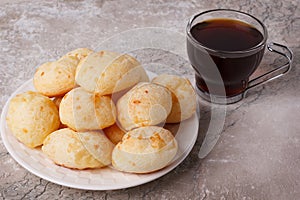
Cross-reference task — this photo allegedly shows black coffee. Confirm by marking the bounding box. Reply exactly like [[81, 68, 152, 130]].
[[187, 18, 265, 97]]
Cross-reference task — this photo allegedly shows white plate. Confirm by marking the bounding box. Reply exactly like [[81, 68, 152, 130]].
[[0, 72, 199, 190]]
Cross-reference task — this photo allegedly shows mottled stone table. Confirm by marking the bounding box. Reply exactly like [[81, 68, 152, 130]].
[[1, 0, 299, 199]]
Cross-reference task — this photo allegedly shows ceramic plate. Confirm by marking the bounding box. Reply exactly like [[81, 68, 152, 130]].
[[0, 71, 199, 190]]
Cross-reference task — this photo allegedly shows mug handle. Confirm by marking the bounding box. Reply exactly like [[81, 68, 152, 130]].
[[244, 42, 293, 96]]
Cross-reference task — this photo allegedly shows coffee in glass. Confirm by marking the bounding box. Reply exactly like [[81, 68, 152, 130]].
[[186, 9, 293, 104]]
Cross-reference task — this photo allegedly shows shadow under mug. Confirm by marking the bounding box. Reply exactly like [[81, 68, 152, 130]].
[[186, 9, 293, 104]]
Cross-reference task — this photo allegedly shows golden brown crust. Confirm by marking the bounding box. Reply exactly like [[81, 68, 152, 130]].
[[34, 48, 93, 97], [152, 74, 196, 123], [75, 51, 149, 95], [33, 61, 77, 97], [112, 126, 178, 173], [117, 82, 172, 131], [6, 91, 60, 148], [52, 96, 63, 109], [103, 124, 126, 145], [42, 128, 106, 169], [59, 48, 93, 61], [59, 87, 116, 131]]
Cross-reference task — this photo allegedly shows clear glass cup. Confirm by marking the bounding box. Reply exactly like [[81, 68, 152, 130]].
[[186, 9, 293, 104]]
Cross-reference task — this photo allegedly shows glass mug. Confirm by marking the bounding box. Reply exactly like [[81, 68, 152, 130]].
[[186, 9, 293, 104]]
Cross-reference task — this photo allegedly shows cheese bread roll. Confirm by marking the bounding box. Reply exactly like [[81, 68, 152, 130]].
[[6, 91, 60, 148], [75, 51, 149, 95], [112, 126, 178, 173], [59, 87, 116, 131], [33, 61, 77, 97], [152, 74, 196, 123], [117, 82, 172, 131], [42, 128, 114, 169], [34, 48, 93, 97], [103, 124, 126, 145]]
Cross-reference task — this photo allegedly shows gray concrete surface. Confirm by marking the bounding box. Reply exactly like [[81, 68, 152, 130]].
[[0, 0, 299, 199]]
